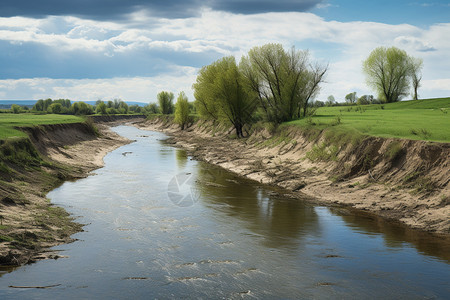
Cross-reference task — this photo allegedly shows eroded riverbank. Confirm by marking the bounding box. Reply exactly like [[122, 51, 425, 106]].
[[0, 122, 130, 266], [137, 117, 450, 235]]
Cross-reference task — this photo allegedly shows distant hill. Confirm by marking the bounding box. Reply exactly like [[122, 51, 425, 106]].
[[0, 100, 36, 109]]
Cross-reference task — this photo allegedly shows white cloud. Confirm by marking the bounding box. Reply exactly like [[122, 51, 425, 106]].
[[0, 11, 448, 101], [422, 79, 450, 92], [394, 36, 436, 52], [0, 66, 198, 102]]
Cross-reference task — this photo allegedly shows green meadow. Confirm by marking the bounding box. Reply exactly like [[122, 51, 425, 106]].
[[286, 98, 450, 143], [0, 114, 83, 140], [1, 98, 449, 143]]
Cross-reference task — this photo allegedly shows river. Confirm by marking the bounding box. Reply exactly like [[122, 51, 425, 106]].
[[0, 125, 448, 299]]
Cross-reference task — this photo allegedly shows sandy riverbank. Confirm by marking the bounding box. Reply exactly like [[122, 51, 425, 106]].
[[0, 123, 130, 267], [137, 118, 449, 235]]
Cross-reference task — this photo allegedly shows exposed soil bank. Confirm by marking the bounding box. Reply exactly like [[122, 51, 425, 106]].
[[89, 114, 146, 123], [0, 121, 131, 267], [137, 117, 449, 235]]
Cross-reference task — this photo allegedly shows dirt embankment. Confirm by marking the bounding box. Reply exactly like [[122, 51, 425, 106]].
[[0, 121, 129, 267], [138, 118, 449, 235], [89, 114, 146, 123]]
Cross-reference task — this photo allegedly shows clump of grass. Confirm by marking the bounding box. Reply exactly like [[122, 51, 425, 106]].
[[404, 171, 421, 183], [0, 137, 42, 165], [355, 106, 366, 113], [412, 176, 436, 194], [84, 118, 100, 137], [410, 128, 432, 139], [306, 142, 339, 162], [330, 116, 341, 126], [329, 175, 342, 182], [385, 141, 403, 160], [264, 122, 278, 135], [0, 235, 14, 243], [306, 116, 315, 125], [403, 171, 436, 194]]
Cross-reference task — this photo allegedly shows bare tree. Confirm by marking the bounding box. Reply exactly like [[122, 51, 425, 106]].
[[241, 43, 327, 123], [410, 57, 423, 100]]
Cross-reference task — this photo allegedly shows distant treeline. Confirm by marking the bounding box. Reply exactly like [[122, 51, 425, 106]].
[[3, 98, 158, 115]]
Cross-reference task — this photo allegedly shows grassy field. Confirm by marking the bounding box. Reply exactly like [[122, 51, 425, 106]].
[[0, 114, 84, 140], [286, 98, 450, 143]]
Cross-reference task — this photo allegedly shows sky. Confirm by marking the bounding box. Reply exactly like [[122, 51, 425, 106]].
[[0, 0, 449, 103]]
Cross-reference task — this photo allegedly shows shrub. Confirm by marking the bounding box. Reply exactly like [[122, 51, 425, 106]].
[[11, 104, 21, 114]]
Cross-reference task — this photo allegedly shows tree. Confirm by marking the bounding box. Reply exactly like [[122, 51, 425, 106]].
[[129, 104, 143, 114], [11, 104, 21, 114], [327, 95, 335, 103], [193, 62, 220, 120], [357, 95, 374, 105], [345, 92, 357, 104], [240, 43, 327, 122], [193, 56, 257, 137], [146, 103, 159, 114], [54, 99, 71, 108], [96, 101, 107, 115], [325, 96, 335, 107], [48, 103, 63, 114], [410, 57, 423, 100], [313, 100, 325, 107], [118, 101, 129, 114], [174, 92, 190, 130], [43, 98, 53, 111], [71, 101, 93, 115], [157, 91, 174, 114], [363, 46, 417, 103], [33, 99, 45, 111]]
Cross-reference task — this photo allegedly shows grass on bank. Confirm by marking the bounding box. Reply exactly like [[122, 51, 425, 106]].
[[0, 114, 84, 140], [286, 98, 450, 143]]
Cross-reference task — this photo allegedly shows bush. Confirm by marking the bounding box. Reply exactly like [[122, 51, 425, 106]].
[[47, 103, 63, 114], [11, 104, 21, 114]]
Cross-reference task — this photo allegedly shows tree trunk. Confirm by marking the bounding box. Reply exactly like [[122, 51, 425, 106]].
[[235, 124, 244, 138]]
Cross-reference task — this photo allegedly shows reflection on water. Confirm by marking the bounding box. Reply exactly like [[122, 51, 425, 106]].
[[332, 208, 450, 262], [196, 164, 320, 250], [0, 125, 448, 299], [175, 149, 188, 169]]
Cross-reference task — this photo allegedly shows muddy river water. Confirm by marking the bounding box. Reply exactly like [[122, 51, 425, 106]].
[[0, 125, 449, 299]]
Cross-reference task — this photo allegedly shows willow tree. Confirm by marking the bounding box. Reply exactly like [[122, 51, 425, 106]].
[[240, 43, 327, 123], [193, 56, 256, 138], [363, 46, 422, 103], [174, 91, 190, 130], [410, 57, 423, 100], [193, 62, 220, 120], [157, 91, 174, 114]]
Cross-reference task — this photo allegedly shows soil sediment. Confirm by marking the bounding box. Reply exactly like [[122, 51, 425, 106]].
[[137, 118, 450, 235], [0, 121, 131, 267]]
